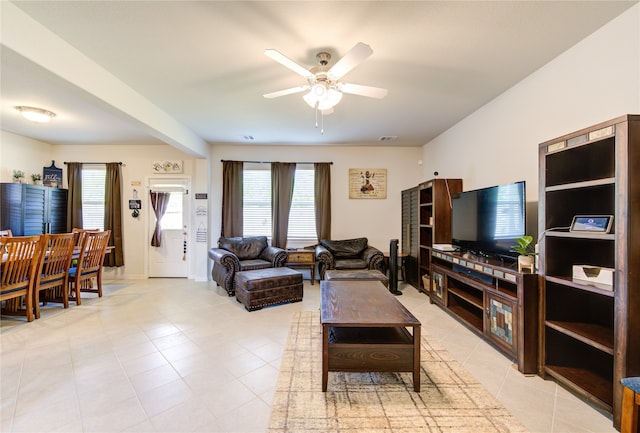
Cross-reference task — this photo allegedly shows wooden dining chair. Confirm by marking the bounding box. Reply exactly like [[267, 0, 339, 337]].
[[33, 233, 75, 318], [68, 230, 111, 305], [0, 235, 42, 322], [71, 228, 94, 247]]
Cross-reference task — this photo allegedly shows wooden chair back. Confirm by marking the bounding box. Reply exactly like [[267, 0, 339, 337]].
[[33, 233, 75, 318], [71, 228, 99, 247], [69, 230, 111, 304], [0, 235, 42, 322]]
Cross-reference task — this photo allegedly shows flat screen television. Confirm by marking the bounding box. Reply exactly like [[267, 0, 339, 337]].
[[451, 181, 526, 261]]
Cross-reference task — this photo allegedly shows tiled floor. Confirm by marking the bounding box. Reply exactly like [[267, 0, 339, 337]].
[[1, 278, 616, 433]]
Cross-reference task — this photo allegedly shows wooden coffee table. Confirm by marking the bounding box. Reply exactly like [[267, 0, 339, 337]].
[[320, 280, 421, 392]]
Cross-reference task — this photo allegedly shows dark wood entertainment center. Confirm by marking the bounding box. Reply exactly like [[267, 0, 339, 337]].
[[430, 250, 538, 374]]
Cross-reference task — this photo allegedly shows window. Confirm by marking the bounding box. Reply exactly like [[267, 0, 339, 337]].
[[159, 192, 184, 230], [243, 164, 317, 247], [287, 166, 316, 244], [243, 166, 272, 237], [81, 165, 105, 230]]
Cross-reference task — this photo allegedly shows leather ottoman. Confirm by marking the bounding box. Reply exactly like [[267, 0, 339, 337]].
[[235, 267, 303, 311], [324, 269, 389, 288]]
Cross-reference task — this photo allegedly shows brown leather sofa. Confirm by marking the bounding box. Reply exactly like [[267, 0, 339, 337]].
[[208, 236, 287, 296], [315, 237, 384, 280]]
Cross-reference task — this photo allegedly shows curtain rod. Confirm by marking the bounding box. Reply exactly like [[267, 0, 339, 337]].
[[64, 161, 124, 166], [221, 159, 332, 165]]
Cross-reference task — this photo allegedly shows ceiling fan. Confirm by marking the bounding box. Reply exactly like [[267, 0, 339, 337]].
[[263, 42, 388, 114]]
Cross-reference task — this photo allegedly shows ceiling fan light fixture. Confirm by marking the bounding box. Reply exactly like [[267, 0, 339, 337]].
[[303, 86, 342, 110], [15, 106, 56, 123]]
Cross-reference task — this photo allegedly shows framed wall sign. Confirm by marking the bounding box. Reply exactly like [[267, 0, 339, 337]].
[[349, 168, 387, 199], [43, 161, 62, 188]]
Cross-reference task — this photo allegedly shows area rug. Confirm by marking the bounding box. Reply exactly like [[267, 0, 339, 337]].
[[268, 310, 528, 433]]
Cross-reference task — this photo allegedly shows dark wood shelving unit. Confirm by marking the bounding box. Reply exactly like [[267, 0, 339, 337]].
[[539, 114, 640, 429], [402, 179, 461, 292], [430, 250, 539, 374], [417, 178, 462, 293]]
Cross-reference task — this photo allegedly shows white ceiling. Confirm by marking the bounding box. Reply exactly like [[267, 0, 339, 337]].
[[1, 1, 636, 152]]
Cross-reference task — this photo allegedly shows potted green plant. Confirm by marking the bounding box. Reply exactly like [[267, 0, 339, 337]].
[[12, 169, 25, 183], [511, 235, 537, 273], [31, 173, 42, 185]]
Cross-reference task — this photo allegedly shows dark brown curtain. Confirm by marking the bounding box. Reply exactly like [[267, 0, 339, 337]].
[[150, 191, 171, 247], [222, 161, 244, 237], [103, 163, 124, 267], [314, 163, 331, 241], [66, 162, 83, 231], [271, 162, 296, 248]]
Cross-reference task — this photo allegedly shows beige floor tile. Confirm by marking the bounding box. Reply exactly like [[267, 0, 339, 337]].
[[120, 350, 170, 377], [137, 378, 195, 417], [148, 397, 217, 432], [129, 363, 182, 395]]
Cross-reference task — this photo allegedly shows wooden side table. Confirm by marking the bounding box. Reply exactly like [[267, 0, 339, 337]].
[[286, 250, 316, 285]]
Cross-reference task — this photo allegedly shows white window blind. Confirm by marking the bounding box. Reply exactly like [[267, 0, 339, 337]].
[[242, 165, 317, 246], [243, 167, 272, 237], [81, 165, 106, 231], [287, 166, 317, 244]]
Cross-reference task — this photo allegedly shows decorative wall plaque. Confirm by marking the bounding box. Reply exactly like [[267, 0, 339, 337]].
[[43, 161, 62, 187], [152, 160, 183, 173], [348, 168, 387, 199]]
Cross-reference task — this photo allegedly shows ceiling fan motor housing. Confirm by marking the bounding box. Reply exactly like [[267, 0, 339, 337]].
[[316, 52, 331, 66]]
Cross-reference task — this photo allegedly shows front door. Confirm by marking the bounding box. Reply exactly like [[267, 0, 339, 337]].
[[148, 178, 189, 278]]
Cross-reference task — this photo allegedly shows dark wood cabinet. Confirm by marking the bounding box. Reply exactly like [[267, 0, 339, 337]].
[[431, 250, 539, 374], [401, 186, 419, 287], [418, 178, 462, 292], [0, 183, 68, 235], [538, 114, 640, 429]]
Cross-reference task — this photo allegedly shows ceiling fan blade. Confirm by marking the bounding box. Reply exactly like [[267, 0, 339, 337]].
[[328, 42, 374, 80], [339, 83, 388, 99], [263, 85, 309, 99], [264, 49, 314, 79]]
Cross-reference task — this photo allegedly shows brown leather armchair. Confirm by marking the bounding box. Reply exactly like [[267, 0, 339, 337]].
[[315, 237, 384, 280], [208, 236, 287, 296]]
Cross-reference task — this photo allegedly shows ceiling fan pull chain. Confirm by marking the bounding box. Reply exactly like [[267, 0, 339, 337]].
[[321, 110, 325, 135], [314, 102, 319, 129]]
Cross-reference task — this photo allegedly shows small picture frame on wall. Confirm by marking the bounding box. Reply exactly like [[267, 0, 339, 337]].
[[348, 168, 387, 199], [43, 161, 62, 188]]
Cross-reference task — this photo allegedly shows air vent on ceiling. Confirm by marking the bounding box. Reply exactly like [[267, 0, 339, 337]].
[[378, 136, 398, 142]]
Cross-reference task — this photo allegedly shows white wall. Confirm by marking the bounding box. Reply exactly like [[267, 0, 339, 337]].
[[421, 4, 640, 217], [210, 144, 423, 253], [0, 131, 54, 181]]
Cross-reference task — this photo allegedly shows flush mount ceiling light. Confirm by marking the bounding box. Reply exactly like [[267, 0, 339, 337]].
[[15, 106, 56, 123]]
